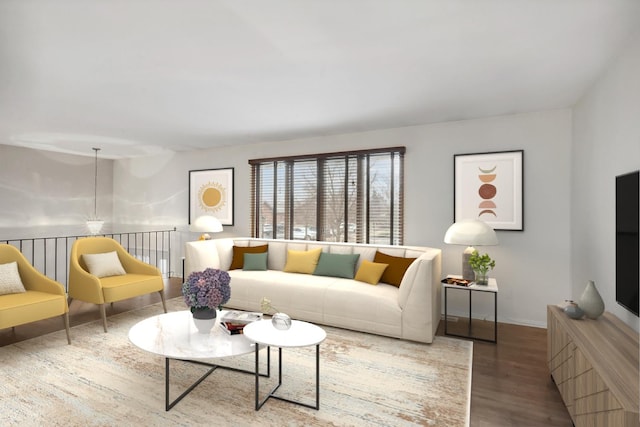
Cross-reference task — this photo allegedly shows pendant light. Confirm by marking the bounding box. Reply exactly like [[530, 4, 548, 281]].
[[86, 147, 104, 235]]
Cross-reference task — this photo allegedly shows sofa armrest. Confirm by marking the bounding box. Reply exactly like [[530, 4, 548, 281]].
[[184, 240, 221, 278], [397, 249, 442, 343]]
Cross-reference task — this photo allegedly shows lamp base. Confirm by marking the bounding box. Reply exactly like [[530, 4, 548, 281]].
[[462, 246, 475, 281]]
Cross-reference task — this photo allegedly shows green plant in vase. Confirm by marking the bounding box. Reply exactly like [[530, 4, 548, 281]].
[[468, 250, 495, 285]]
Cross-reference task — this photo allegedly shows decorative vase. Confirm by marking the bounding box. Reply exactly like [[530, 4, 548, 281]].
[[578, 280, 605, 320], [474, 271, 489, 286], [563, 300, 584, 319], [272, 312, 292, 330], [192, 307, 217, 334]]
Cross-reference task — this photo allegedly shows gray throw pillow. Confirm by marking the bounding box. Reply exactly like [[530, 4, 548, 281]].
[[313, 252, 360, 279], [243, 252, 268, 271]]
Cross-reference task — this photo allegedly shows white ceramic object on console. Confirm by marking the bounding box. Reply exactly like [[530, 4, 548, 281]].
[[578, 280, 605, 320]]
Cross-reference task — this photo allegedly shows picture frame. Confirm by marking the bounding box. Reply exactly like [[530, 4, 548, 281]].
[[189, 168, 234, 226], [453, 150, 523, 231]]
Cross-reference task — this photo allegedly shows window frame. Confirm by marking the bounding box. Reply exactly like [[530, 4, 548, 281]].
[[249, 146, 405, 245]]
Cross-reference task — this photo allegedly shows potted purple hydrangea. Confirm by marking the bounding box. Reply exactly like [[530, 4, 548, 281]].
[[182, 268, 231, 332]]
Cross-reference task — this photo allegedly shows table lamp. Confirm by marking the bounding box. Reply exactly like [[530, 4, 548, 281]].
[[444, 219, 498, 281], [190, 215, 223, 240]]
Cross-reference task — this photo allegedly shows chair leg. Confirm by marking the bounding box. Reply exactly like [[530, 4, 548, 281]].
[[100, 304, 108, 332], [63, 313, 71, 344], [67, 296, 73, 307], [159, 290, 167, 313]]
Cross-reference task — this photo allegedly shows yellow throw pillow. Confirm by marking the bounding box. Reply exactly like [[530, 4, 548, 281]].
[[354, 260, 389, 285], [283, 248, 322, 274], [373, 251, 417, 287]]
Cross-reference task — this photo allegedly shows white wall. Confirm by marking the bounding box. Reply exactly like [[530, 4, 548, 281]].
[[114, 109, 573, 327], [0, 144, 114, 238], [572, 30, 640, 332]]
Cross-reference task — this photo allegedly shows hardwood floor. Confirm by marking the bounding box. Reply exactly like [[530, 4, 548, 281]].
[[1, 278, 572, 426], [437, 321, 573, 426]]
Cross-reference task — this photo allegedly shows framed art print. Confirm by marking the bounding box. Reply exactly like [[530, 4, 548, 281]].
[[189, 168, 234, 226], [454, 150, 523, 231]]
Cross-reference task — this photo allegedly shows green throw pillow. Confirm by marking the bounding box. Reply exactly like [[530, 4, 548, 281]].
[[243, 252, 268, 271], [313, 253, 360, 279]]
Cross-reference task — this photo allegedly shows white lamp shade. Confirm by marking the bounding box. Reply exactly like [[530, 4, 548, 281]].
[[190, 215, 223, 233], [444, 219, 498, 246]]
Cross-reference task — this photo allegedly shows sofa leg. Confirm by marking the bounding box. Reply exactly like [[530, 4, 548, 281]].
[[159, 290, 167, 313], [63, 313, 71, 344], [100, 304, 108, 332]]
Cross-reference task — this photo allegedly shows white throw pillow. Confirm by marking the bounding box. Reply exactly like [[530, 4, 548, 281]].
[[83, 251, 126, 278], [0, 261, 27, 295]]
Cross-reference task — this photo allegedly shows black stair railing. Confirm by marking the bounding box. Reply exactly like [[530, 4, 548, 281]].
[[1, 228, 176, 292]]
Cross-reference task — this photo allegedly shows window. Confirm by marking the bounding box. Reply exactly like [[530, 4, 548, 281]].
[[249, 147, 405, 245]]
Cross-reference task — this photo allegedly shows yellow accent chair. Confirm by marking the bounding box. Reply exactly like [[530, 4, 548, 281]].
[[0, 244, 71, 344], [68, 237, 167, 332]]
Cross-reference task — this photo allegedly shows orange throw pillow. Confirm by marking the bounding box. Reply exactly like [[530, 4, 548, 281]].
[[373, 251, 416, 287], [229, 245, 268, 270]]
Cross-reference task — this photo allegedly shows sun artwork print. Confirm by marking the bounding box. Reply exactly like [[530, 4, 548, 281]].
[[198, 181, 226, 213]]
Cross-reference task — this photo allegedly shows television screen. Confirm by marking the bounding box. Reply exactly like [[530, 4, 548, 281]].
[[616, 170, 639, 316]]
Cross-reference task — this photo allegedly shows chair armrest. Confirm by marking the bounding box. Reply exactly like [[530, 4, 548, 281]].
[[116, 248, 162, 276], [68, 255, 105, 304], [18, 260, 66, 296]]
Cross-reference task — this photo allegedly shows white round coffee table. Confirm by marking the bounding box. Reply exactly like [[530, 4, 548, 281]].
[[243, 319, 327, 410], [129, 310, 265, 411]]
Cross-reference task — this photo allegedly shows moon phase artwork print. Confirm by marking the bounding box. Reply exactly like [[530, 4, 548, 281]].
[[454, 150, 523, 231]]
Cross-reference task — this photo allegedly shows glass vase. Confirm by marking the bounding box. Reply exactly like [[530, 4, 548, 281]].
[[474, 271, 489, 286]]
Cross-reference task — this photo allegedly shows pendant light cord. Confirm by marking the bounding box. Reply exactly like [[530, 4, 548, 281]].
[[93, 147, 100, 218]]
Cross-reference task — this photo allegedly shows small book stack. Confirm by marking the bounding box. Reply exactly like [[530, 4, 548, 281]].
[[219, 310, 263, 335], [220, 321, 246, 335]]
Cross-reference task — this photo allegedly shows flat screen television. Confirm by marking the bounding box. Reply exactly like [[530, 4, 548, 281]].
[[616, 170, 639, 316]]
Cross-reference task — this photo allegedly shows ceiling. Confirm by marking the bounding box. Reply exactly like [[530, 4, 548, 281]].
[[1, 0, 639, 159]]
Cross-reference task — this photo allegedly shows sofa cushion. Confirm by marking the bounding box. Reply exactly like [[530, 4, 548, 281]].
[[313, 253, 360, 279], [373, 251, 416, 287], [0, 261, 26, 295], [243, 252, 268, 271], [283, 248, 322, 274], [328, 244, 354, 255], [266, 241, 288, 271], [82, 251, 126, 278], [229, 245, 268, 270], [351, 246, 377, 269], [226, 270, 334, 323], [354, 260, 389, 285]]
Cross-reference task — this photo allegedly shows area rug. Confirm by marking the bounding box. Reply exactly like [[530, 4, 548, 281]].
[[0, 298, 472, 426]]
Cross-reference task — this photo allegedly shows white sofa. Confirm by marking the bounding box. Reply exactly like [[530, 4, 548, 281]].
[[184, 238, 442, 343]]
